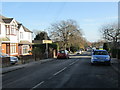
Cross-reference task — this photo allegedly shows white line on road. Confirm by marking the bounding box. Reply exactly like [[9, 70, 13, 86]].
[[69, 61, 77, 66], [69, 62, 75, 66], [48, 76, 53, 79], [53, 67, 67, 76], [31, 81, 44, 89]]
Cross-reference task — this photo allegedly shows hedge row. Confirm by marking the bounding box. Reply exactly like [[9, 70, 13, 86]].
[[32, 43, 58, 59], [111, 49, 120, 59]]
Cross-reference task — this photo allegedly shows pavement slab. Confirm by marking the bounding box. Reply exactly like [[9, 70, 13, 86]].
[[1, 58, 54, 74]]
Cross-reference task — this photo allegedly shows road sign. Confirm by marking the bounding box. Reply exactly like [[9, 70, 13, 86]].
[[43, 40, 52, 44]]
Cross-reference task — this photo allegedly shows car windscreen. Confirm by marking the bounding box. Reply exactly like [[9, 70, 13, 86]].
[[10, 57, 18, 60], [93, 51, 108, 55], [59, 50, 65, 54], [0, 53, 9, 57]]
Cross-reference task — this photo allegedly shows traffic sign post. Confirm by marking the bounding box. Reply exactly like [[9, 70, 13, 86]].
[[43, 40, 52, 58]]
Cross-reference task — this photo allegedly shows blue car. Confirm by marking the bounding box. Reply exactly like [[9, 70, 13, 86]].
[[91, 50, 111, 65]]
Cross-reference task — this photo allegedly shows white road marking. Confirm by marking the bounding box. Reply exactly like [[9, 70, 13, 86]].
[[69, 62, 75, 66], [69, 61, 77, 66], [53, 67, 67, 76], [31, 81, 44, 89], [48, 76, 53, 79], [31, 60, 78, 89]]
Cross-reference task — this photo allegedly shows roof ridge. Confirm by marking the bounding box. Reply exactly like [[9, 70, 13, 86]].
[[22, 25, 33, 33], [0, 14, 8, 19], [0, 15, 33, 33]]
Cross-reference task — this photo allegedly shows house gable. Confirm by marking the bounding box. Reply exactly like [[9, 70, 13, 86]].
[[10, 19, 18, 27], [2, 18, 13, 23]]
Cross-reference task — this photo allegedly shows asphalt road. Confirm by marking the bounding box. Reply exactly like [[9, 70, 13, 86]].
[[2, 52, 118, 89]]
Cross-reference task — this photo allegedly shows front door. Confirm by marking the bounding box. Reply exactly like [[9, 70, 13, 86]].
[[6, 43, 10, 55]]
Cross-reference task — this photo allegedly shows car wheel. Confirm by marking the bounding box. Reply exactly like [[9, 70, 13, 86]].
[[106, 62, 111, 66], [11, 63, 15, 65], [91, 63, 94, 65]]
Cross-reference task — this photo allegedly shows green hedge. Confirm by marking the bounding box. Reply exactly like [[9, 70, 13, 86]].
[[32, 43, 58, 59], [70, 46, 78, 52], [49, 43, 58, 50], [103, 43, 109, 51], [111, 49, 117, 58], [117, 49, 120, 59], [110, 49, 120, 59], [33, 43, 58, 51]]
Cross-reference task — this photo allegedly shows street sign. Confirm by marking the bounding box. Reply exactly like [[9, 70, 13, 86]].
[[43, 40, 52, 44]]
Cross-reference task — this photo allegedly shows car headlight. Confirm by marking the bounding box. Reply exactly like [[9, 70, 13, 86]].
[[92, 57, 97, 59], [106, 57, 110, 60]]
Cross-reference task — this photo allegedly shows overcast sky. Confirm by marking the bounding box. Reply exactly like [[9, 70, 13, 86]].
[[2, 2, 118, 42]]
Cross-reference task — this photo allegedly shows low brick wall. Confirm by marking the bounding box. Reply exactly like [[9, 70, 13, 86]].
[[19, 51, 55, 64], [2, 57, 11, 67], [19, 55, 35, 64]]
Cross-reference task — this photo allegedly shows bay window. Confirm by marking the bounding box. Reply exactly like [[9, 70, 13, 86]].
[[10, 43, 16, 53], [23, 45, 28, 54]]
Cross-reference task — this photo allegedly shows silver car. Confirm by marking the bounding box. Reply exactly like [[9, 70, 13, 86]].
[[10, 56, 19, 64], [91, 50, 111, 65], [0, 53, 19, 65]]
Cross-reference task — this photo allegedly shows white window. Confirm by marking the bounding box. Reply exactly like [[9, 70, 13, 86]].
[[10, 43, 16, 53], [23, 45, 28, 54], [11, 25, 14, 34], [0, 24, 1, 34], [20, 32, 23, 39], [28, 33, 30, 39], [11, 22, 17, 35], [6, 25, 10, 35]]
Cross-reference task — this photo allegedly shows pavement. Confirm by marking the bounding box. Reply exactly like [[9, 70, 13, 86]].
[[111, 58, 120, 74], [1, 58, 55, 74], [1, 57, 120, 75]]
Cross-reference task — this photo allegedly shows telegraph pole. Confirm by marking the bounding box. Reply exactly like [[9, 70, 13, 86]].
[[43, 30, 52, 59], [45, 30, 48, 59]]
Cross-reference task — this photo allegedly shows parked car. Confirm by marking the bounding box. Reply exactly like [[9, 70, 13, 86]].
[[0, 53, 19, 65], [0, 53, 9, 58], [57, 50, 69, 59], [76, 50, 82, 54], [10, 56, 19, 65], [91, 50, 111, 65]]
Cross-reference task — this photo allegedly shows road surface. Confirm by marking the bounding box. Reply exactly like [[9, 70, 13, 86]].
[[2, 52, 118, 89]]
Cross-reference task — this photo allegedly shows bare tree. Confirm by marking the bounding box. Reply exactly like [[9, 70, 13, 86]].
[[49, 19, 84, 49], [100, 22, 120, 47]]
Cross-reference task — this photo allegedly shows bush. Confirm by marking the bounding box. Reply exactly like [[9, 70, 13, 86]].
[[49, 43, 58, 50], [117, 49, 120, 59], [103, 43, 109, 51], [32, 45, 45, 60], [111, 49, 117, 58], [32, 43, 58, 59], [70, 46, 79, 52]]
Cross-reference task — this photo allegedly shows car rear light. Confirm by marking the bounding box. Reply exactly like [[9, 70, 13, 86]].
[[57, 53, 60, 55]]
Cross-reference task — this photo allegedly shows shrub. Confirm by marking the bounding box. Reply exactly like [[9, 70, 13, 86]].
[[111, 49, 117, 58], [103, 43, 109, 51], [32, 43, 58, 59], [117, 49, 120, 59], [70, 46, 79, 52]]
